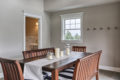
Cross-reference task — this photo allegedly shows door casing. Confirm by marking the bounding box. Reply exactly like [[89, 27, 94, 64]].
[[23, 13, 42, 51]]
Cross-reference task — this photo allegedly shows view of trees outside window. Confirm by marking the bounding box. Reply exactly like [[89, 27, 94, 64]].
[[65, 30, 81, 40], [64, 19, 81, 40]]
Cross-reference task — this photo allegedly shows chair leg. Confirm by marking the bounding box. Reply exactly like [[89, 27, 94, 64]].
[[96, 72, 99, 80]]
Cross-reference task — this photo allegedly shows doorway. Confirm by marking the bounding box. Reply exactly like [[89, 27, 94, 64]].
[[24, 13, 42, 51], [26, 17, 39, 50]]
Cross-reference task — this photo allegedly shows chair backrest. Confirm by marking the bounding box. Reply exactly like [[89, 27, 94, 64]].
[[72, 46, 86, 52], [73, 50, 102, 80], [23, 48, 55, 59], [0, 58, 24, 80]]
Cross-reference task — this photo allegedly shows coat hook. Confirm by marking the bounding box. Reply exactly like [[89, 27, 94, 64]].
[[114, 26, 118, 30], [107, 27, 110, 30], [100, 27, 103, 30], [87, 28, 90, 31], [93, 27, 96, 30]]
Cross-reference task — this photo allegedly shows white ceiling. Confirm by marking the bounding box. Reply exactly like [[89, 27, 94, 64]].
[[44, 0, 120, 12]]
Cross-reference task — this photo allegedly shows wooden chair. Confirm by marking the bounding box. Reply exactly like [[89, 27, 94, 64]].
[[59, 46, 87, 77], [23, 48, 55, 59], [0, 58, 24, 80], [22, 48, 55, 79], [59, 50, 102, 80], [73, 50, 102, 80], [72, 46, 86, 52]]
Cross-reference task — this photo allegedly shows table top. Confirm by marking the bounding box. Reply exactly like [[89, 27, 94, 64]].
[[19, 52, 93, 72]]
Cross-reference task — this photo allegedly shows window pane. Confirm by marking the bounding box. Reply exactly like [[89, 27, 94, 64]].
[[71, 19, 75, 24], [71, 24, 75, 29], [76, 19, 80, 23], [76, 24, 81, 29], [65, 20, 70, 24], [65, 30, 81, 40], [65, 25, 70, 29]]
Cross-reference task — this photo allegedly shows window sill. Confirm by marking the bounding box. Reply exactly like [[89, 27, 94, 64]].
[[61, 40, 83, 44]]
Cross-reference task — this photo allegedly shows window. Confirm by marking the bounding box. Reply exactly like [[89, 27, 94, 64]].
[[61, 12, 83, 43]]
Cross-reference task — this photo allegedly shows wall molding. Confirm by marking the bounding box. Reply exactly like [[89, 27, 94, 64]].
[[99, 65, 120, 73]]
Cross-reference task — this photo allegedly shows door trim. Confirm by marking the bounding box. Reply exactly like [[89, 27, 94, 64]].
[[23, 13, 42, 51]]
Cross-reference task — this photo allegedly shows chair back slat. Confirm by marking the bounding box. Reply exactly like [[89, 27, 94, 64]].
[[23, 48, 55, 59], [73, 50, 102, 80], [72, 46, 86, 52], [0, 58, 24, 80]]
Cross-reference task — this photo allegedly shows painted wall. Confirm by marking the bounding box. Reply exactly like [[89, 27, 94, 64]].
[[50, 3, 120, 68], [0, 0, 51, 74]]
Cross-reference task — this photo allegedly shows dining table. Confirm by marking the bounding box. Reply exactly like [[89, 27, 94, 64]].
[[19, 51, 93, 80]]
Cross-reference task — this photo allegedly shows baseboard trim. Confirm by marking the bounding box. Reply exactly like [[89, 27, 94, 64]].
[[99, 65, 120, 73]]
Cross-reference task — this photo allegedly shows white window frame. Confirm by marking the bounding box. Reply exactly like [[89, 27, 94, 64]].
[[61, 12, 84, 43]]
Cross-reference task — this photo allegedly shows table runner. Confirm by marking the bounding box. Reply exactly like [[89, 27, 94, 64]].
[[23, 52, 81, 80]]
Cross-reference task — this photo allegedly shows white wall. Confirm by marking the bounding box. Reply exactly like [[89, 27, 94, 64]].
[[50, 3, 120, 68], [0, 0, 51, 74]]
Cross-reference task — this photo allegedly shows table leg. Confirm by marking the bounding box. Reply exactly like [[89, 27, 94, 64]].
[[52, 69, 59, 80]]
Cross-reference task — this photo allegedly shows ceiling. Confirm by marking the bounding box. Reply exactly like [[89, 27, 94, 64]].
[[44, 0, 120, 12]]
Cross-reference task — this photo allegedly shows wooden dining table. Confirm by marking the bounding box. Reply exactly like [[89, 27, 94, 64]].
[[19, 52, 93, 80]]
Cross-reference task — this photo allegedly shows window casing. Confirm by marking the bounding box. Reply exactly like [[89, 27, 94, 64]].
[[61, 12, 83, 43]]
